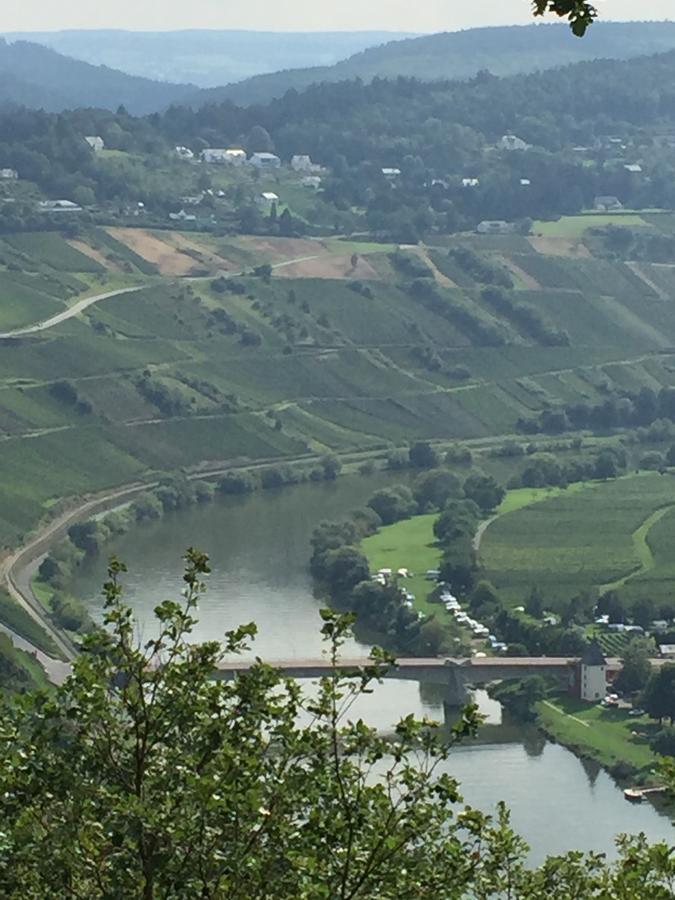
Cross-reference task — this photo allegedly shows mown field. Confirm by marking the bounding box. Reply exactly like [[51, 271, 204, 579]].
[[537, 695, 657, 772], [480, 473, 675, 607]]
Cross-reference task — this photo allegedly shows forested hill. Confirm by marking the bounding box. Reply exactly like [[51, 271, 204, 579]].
[[1, 30, 418, 89], [7, 47, 675, 234], [4, 21, 675, 115], [193, 21, 675, 107], [0, 40, 195, 115]]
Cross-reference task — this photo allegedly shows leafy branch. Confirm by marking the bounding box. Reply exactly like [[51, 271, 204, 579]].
[[532, 0, 598, 35]]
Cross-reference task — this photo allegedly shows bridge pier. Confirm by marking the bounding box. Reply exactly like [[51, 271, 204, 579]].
[[443, 667, 469, 707]]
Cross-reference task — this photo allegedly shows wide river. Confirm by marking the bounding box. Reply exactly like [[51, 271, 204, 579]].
[[71, 472, 674, 863]]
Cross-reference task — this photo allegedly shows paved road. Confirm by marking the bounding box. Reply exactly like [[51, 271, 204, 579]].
[[0, 286, 143, 339], [0, 254, 322, 341]]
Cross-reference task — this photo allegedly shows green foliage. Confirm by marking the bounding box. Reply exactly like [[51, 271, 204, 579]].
[[490, 676, 549, 722], [0, 590, 59, 657], [642, 665, 675, 725], [615, 637, 653, 695], [408, 441, 440, 469], [218, 470, 258, 495], [533, 0, 597, 36], [412, 468, 461, 510], [463, 472, 505, 513], [367, 485, 417, 525]]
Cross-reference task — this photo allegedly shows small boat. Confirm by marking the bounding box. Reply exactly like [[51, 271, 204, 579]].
[[623, 788, 645, 803]]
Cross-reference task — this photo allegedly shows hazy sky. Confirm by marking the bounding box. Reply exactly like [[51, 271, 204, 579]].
[[2, 0, 673, 33]]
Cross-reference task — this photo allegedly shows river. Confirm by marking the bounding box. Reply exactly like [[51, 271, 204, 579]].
[[70, 472, 674, 863]]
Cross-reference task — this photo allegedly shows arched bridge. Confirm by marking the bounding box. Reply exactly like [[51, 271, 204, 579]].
[[215, 656, 623, 706]]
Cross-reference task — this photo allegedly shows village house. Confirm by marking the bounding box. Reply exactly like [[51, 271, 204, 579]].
[[37, 199, 82, 213], [200, 148, 246, 165], [291, 154, 320, 172], [223, 149, 247, 165], [499, 134, 529, 151], [0, 168, 18, 179], [461, 177, 480, 188], [624, 163, 642, 173], [476, 220, 514, 235], [256, 191, 280, 212], [381, 167, 401, 178], [85, 136, 105, 153], [169, 209, 197, 222], [175, 146, 194, 160], [520, 178, 531, 186], [249, 152, 281, 169], [594, 195, 623, 211], [301, 176, 322, 190]]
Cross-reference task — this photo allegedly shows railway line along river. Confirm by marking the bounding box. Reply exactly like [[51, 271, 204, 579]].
[[68, 472, 674, 863]]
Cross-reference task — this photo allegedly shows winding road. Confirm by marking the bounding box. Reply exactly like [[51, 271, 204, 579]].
[[0, 286, 144, 339], [0, 253, 323, 340]]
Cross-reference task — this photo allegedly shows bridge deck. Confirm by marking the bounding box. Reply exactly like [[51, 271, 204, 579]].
[[216, 656, 623, 673]]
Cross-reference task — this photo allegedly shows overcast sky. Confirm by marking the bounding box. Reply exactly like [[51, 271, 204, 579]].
[[1, 0, 673, 33]]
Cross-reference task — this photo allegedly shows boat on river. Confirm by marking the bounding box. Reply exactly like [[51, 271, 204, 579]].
[[624, 786, 666, 803]]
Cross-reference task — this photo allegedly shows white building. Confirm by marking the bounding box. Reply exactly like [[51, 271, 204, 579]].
[[301, 176, 322, 190], [169, 209, 197, 222], [577, 642, 608, 702], [476, 220, 514, 235], [223, 148, 247, 165], [175, 146, 194, 160], [200, 148, 246, 165], [594, 195, 623, 211], [382, 167, 401, 178], [624, 163, 643, 173], [0, 168, 18, 179], [257, 191, 280, 212], [499, 134, 529, 152], [461, 177, 480, 188], [38, 199, 82, 212], [249, 152, 281, 169], [291, 154, 314, 172], [85, 136, 105, 153]]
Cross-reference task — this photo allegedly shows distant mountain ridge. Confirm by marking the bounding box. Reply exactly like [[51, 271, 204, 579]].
[[0, 39, 194, 114], [3, 21, 675, 116], [191, 21, 675, 106], [2, 30, 418, 88]]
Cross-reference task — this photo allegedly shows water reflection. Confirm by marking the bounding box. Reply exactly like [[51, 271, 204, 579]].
[[69, 473, 675, 861]]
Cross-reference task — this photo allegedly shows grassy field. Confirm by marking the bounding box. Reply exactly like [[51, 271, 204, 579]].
[[531, 214, 649, 238], [0, 588, 60, 656], [362, 514, 440, 619], [481, 473, 675, 606], [538, 695, 658, 773]]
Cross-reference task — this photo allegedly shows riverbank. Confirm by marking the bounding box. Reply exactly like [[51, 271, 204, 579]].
[[537, 695, 660, 781]]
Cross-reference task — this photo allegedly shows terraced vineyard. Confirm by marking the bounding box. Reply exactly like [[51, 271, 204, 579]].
[[481, 473, 675, 608], [4, 223, 675, 557]]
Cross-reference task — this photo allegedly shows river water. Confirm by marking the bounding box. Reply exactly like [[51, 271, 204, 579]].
[[71, 472, 674, 863]]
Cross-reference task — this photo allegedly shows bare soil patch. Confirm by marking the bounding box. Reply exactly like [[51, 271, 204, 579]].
[[528, 236, 591, 258], [67, 239, 125, 273], [162, 233, 237, 272], [236, 236, 324, 264], [275, 254, 381, 280], [106, 228, 197, 276], [499, 256, 541, 290]]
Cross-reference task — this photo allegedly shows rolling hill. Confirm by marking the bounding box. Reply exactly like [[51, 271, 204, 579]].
[[0, 39, 194, 114], [193, 21, 675, 106], [2, 30, 418, 89]]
